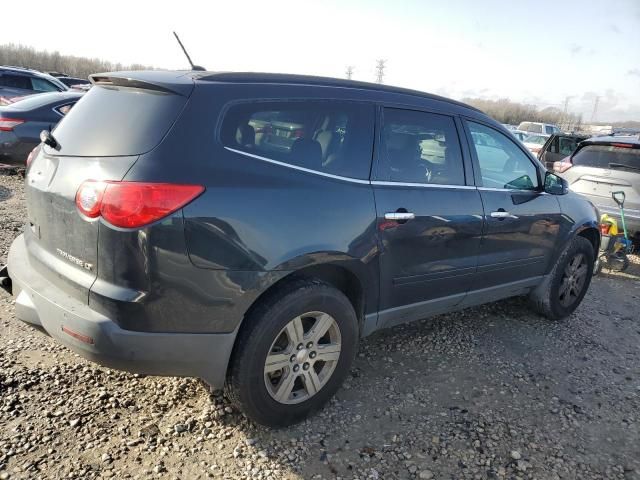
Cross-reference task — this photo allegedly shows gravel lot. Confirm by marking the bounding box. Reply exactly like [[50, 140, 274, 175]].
[[1, 173, 639, 480]]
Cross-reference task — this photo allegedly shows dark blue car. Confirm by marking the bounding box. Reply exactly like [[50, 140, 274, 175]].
[[0, 91, 83, 165]]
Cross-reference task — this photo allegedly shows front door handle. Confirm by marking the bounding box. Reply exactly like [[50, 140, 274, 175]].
[[385, 212, 415, 221], [490, 210, 519, 219]]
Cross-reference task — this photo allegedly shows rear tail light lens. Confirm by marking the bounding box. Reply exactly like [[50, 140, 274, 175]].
[[292, 128, 305, 139], [75, 181, 204, 228], [553, 159, 572, 173], [0, 117, 25, 131], [25, 145, 41, 168]]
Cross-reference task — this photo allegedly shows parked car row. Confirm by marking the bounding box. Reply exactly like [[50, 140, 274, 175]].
[[0, 65, 90, 166], [0, 66, 90, 105]]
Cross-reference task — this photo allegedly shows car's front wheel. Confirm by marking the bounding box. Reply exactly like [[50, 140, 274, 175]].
[[225, 279, 358, 427], [529, 235, 595, 320]]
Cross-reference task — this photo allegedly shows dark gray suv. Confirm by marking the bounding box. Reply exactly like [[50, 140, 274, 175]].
[[1, 71, 600, 426]]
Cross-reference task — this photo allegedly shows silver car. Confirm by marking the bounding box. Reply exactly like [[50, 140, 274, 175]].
[[555, 135, 640, 241]]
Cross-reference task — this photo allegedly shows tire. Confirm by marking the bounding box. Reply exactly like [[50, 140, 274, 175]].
[[225, 279, 358, 427], [529, 236, 595, 320]]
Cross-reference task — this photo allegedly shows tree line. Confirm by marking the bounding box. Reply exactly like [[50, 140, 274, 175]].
[[462, 97, 582, 128], [0, 43, 153, 79]]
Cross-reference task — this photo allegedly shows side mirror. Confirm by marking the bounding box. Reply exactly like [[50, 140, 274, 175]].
[[544, 171, 569, 195]]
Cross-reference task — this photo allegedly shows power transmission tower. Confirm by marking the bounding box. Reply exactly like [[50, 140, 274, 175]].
[[375, 59, 386, 84], [590, 96, 600, 123], [346, 66, 354, 80]]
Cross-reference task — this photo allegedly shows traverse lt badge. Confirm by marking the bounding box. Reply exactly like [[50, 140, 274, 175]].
[[56, 248, 93, 271]]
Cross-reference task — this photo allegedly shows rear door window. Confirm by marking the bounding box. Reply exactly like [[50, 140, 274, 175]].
[[377, 108, 465, 185], [220, 101, 374, 180], [573, 145, 640, 171], [48, 85, 188, 157], [31, 77, 60, 92]]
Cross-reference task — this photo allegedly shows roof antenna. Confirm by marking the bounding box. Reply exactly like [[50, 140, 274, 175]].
[[173, 31, 206, 71]]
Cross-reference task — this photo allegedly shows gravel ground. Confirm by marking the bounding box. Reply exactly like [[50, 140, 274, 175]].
[[1, 173, 639, 480]]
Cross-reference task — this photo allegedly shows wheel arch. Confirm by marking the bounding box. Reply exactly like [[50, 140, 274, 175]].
[[245, 259, 374, 334], [576, 225, 600, 256]]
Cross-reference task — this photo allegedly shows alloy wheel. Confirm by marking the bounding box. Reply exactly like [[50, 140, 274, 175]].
[[264, 311, 342, 404], [559, 252, 588, 307]]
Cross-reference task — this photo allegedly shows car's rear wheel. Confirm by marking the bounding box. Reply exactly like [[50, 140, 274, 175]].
[[225, 279, 358, 427], [529, 236, 595, 320]]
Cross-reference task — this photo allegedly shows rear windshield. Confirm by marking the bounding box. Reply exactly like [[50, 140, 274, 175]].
[[573, 145, 640, 171], [48, 85, 187, 156]]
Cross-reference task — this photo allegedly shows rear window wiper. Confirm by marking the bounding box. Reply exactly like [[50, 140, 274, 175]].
[[609, 162, 640, 172]]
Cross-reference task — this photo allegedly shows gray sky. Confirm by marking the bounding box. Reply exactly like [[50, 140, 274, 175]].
[[3, 0, 639, 122]]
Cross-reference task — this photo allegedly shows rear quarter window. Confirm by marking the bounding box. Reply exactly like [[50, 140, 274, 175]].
[[49, 85, 188, 156], [220, 100, 374, 180]]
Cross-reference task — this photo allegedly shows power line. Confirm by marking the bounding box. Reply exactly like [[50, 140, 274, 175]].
[[375, 59, 386, 84]]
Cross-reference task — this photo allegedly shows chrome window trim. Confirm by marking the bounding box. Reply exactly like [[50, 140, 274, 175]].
[[224, 147, 480, 190], [477, 187, 549, 194], [371, 180, 476, 190], [223, 147, 371, 185]]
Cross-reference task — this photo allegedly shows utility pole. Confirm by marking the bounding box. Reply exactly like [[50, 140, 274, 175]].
[[375, 59, 386, 84], [561, 96, 571, 130], [590, 96, 600, 123], [346, 66, 354, 80]]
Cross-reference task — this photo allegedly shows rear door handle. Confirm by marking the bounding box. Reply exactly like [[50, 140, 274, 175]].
[[490, 210, 519, 219], [385, 212, 415, 221]]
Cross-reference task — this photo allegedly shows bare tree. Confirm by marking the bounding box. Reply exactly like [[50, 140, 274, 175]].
[[0, 43, 155, 79], [462, 97, 581, 127]]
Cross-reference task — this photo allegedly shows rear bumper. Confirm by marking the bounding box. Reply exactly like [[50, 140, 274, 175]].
[[4, 234, 236, 389]]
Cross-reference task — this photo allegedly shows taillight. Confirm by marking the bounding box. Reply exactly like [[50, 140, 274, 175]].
[[292, 128, 305, 139], [0, 117, 25, 131], [553, 160, 572, 173], [75, 181, 204, 228]]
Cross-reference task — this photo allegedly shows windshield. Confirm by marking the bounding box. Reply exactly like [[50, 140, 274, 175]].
[[573, 144, 640, 170], [525, 135, 547, 145]]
